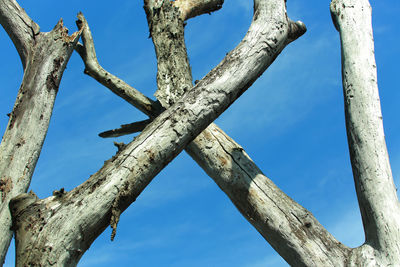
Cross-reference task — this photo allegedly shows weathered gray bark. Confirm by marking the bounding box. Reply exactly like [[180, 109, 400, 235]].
[[0, 0, 81, 264], [1, 0, 397, 266], [76, 3, 344, 266], [9, 0, 305, 265], [144, 1, 349, 266], [331, 0, 400, 265], [77, 1, 400, 265]]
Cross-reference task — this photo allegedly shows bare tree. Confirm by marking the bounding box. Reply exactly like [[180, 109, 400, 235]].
[[0, 0, 398, 266]]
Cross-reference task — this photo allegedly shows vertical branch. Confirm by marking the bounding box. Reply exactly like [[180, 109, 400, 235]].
[[144, 0, 194, 107], [331, 0, 400, 263], [0, 8, 81, 264]]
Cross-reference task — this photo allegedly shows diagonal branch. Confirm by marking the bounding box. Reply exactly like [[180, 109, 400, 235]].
[[75, 12, 163, 118], [10, 1, 306, 265]]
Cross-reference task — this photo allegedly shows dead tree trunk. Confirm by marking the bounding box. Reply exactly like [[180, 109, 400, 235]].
[[0, 1, 81, 263], [330, 0, 400, 264]]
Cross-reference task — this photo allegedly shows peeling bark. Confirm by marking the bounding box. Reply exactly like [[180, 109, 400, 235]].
[[144, 0, 194, 107]]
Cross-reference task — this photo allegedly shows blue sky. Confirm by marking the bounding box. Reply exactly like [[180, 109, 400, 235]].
[[1, 0, 399, 266]]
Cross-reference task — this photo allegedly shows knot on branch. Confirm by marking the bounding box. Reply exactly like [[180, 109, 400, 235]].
[[287, 20, 307, 44], [9, 191, 39, 230], [0, 177, 13, 202], [52, 188, 66, 198], [113, 142, 127, 153]]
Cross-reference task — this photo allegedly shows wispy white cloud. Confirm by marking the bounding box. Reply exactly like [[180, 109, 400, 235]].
[[216, 32, 340, 140], [327, 207, 365, 248], [80, 217, 208, 266]]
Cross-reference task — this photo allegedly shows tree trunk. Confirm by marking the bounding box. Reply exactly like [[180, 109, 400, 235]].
[[0, 1, 81, 263], [331, 0, 400, 265]]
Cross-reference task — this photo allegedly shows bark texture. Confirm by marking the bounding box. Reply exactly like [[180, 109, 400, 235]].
[[2, 0, 396, 266], [145, 1, 348, 265], [78, 1, 347, 265], [0, 1, 81, 263], [331, 0, 400, 265], [10, 0, 305, 265], [144, 0, 194, 107]]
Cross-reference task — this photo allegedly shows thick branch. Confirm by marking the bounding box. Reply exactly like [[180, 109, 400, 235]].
[[331, 0, 400, 265], [11, 1, 303, 265], [0, 0, 39, 68], [0, 19, 81, 264]]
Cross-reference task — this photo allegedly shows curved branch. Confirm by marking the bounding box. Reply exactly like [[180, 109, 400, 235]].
[[11, 1, 306, 265], [0, 0, 39, 68]]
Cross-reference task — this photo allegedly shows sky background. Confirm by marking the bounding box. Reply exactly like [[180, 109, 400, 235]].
[[1, 0, 399, 266]]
